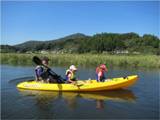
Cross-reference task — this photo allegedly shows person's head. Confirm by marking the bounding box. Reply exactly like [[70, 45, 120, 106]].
[[69, 65, 77, 72], [42, 57, 49, 65], [99, 64, 107, 72]]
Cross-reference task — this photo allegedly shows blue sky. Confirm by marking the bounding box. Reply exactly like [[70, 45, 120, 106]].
[[1, 1, 159, 45]]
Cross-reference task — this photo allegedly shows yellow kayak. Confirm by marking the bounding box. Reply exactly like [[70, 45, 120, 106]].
[[17, 75, 138, 91]]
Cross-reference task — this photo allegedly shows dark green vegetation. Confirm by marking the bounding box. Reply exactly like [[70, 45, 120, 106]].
[[1, 53, 160, 69], [0, 45, 17, 53], [1, 32, 160, 54]]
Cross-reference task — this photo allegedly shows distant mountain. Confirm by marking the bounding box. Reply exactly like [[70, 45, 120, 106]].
[[15, 33, 88, 46], [1, 32, 159, 54], [15, 40, 44, 48], [13, 33, 89, 52], [52, 33, 88, 41]]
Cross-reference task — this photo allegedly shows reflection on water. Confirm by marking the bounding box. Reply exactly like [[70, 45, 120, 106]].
[[18, 89, 136, 110], [96, 100, 104, 109]]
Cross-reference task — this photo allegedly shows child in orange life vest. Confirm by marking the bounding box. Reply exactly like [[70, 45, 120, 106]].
[[96, 64, 108, 82]]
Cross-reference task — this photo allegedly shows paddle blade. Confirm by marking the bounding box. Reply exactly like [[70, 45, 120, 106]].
[[75, 81, 84, 86], [32, 56, 42, 65]]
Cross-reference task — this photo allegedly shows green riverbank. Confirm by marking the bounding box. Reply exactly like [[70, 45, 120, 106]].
[[1, 53, 160, 69]]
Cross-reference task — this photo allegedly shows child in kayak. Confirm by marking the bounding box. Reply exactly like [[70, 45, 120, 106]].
[[96, 64, 108, 82], [35, 57, 57, 83], [65, 65, 77, 84]]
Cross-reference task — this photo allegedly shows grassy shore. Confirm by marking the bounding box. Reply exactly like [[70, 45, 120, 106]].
[[1, 53, 160, 69]]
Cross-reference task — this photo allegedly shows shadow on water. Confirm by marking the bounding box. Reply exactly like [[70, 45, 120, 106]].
[[18, 89, 137, 110]]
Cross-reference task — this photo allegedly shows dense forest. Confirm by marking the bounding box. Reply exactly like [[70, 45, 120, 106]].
[[1, 32, 160, 54]]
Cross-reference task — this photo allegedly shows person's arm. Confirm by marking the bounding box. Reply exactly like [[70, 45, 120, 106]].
[[98, 71, 102, 82], [36, 67, 46, 77], [67, 73, 75, 83]]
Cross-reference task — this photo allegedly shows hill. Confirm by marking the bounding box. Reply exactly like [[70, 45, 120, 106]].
[[1, 32, 160, 54], [13, 33, 89, 52]]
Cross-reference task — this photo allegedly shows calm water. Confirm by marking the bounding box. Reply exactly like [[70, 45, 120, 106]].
[[1, 65, 159, 119]]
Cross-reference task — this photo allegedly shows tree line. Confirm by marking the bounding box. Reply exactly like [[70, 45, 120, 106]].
[[1, 32, 159, 54]]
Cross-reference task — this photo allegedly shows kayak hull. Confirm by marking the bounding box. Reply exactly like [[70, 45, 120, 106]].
[[17, 75, 138, 92]]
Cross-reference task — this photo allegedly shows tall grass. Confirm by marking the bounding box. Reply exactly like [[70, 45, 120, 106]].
[[1, 53, 160, 69]]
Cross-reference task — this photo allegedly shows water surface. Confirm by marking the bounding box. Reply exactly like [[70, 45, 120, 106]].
[[1, 65, 159, 119]]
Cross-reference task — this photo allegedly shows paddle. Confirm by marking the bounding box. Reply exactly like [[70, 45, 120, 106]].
[[9, 76, 35, 84], [74, 81, 84, 86], [32, 56, 65, 83]]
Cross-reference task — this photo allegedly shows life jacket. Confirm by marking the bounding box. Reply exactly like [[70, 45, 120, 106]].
[[65, 69, 76, 81], [35, 65, 49, 80], [96, 67, 105, 81], [96, 67, 105, 76]]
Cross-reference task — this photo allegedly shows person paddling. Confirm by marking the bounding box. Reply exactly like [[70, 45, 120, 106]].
[[35, 57, 57, 83], [96, 64, 108, 82], [65, 65, 78, 84]]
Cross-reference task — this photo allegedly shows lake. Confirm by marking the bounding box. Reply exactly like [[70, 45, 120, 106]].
[[1, 65, 159, 119]]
